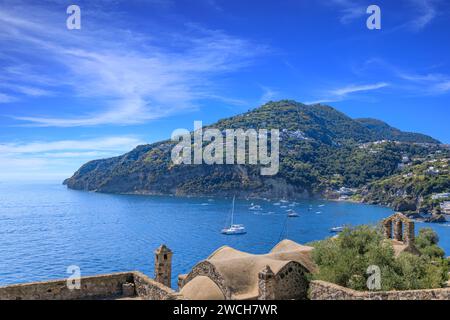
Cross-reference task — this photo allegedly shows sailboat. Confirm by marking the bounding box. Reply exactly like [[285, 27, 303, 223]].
[[221, 196, 246, 235], [249, 203, 262, 211], [287, 209, 299, 217], [330, 226, 344, 233]]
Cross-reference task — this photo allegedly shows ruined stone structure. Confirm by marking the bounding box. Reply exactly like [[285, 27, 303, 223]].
[[382, 213, 415, 245], [154, 244, 173, 288], [382, 213, 420, 256]]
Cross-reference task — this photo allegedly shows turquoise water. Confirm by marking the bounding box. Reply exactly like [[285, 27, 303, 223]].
[[0, 182, 449, 288]]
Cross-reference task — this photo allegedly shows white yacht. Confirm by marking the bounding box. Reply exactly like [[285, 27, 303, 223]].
[[287, 209, 299, 218], [330, 226, 344, 233], [222, 196, 246, 235], [249, 204, 262, 211]]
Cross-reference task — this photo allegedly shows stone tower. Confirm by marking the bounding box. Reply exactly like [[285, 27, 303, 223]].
[[258, 265, 276, 300], [154, 244, 173, 288]]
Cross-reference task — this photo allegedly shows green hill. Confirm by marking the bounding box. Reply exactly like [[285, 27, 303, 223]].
[[64, 101, 445, 200], [356, 118, 440, 144]]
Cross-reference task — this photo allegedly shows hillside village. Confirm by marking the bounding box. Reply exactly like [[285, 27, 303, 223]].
[[345, 141, 450, 219]]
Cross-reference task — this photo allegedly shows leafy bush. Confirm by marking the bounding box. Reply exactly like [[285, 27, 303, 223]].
[[311, 225, 449, 291], [415, 228, 446, 259]]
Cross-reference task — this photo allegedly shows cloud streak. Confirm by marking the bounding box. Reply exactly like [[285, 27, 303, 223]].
[[355, 58, 450, 96], [330, 83, 389, 96], [322, 0, 366, 24], [322, 0, 440, 29], [0, 136, 144, 154], [408, 0, 438, 30], [0, 92, 17, 103], [259, 86, 279, 104], [397, 71, 450, 94], [0, 3, 264, 127], [306, 82, 389, 104], [0, 136, 145, 181]]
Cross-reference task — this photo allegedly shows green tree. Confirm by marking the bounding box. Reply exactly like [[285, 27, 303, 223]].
[[312, 225, 449, 291]]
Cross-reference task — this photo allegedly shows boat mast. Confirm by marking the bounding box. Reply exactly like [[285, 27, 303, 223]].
[[231, 195, 235, 226]]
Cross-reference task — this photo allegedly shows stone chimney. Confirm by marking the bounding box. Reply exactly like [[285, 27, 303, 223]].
[[258, 265, 275, 300], [154, 244, 173, 288]]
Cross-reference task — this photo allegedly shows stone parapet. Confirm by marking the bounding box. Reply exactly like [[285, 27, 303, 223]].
[[310, 280, 450, 300], [0, 271, 182, 300]]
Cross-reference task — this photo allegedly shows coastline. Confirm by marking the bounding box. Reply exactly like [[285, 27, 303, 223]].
[[65, 183, 449, 225]]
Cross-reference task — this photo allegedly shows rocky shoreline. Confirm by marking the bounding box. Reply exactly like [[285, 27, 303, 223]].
[[323, 189, 449, 224], [353, 197, 449, 224]]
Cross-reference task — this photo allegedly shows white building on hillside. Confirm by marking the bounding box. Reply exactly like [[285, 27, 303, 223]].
[[426, 166, 440, 175], [432, 193, 450, 200], [441, 201, 450, 214]]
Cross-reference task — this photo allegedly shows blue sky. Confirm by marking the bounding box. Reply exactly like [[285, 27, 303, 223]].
[[0, 0, 449, 181]]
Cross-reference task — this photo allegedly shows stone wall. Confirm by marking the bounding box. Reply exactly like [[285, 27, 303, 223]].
[[310, 280, 450, 300], [0, 272, 134, 300], [274, 262, 309, 300], [0, 271, 182, 300], [133, 272, 182, 300]]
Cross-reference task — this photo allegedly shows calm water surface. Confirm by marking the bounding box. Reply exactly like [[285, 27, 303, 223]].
[[1, 182, 449, 287]]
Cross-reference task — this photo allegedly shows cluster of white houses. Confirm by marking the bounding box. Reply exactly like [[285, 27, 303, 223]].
[[441, 201, 450, 214], [433, 193, 450, 200], [431, 193, 450, 214]]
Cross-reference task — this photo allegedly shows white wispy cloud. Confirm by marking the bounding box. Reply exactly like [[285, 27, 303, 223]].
[[0, 136, 144, 154], [0, 83, 53, 97], [0, 92, 17, 103], [322, 0, 440, 29], [306, 82, 389, 104], [0, 3, 263, 127], [408, 0, 438, 30], [0, 136, 144, 181], [436, 81, 450, 92], [398, 72, 443, 82], [397, 71, 450, 94], [356, 58, 450, 96], [331, 83, 389, 96], [259, 86, 279, 104], [321, 0, 367, 24]]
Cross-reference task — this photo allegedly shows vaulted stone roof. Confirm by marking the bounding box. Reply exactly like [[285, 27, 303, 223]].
[[179, 276, 225, 300], [180, 239, 316, 300]]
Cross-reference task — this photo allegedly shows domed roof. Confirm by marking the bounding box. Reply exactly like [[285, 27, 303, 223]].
[[182, 239, 316, 300], [180, 276, 225, 300]]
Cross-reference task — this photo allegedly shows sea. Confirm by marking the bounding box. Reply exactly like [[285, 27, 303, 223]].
[[1, 181, 449, 288]]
